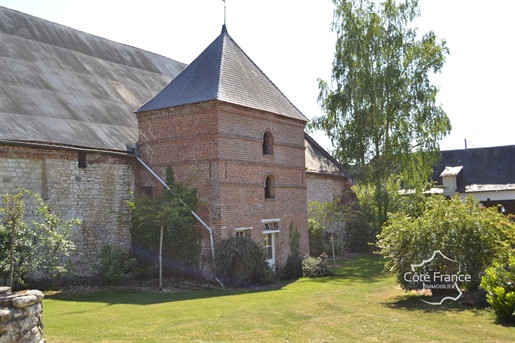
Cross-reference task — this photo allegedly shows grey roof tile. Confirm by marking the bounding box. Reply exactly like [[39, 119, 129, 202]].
[[137, 26, 307, 122], [433, 145, 515, 190]]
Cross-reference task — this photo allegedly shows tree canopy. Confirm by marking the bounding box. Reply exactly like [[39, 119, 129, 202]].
[[310, 0, 451, 228]]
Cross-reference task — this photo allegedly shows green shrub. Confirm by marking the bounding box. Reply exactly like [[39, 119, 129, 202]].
[[288, 221, 301, 258], [302, 254, 334, 278], [281, 222, 303, 280], [97, 245, 136, 286], [378, 195, 515, 291], [480, 255, 515, 322], [308, 217, 328, 257], [0, 190, 79, 288], [215, 237, 273, 287], [342, 217, 373, 253], [281, 255, 303, 280]]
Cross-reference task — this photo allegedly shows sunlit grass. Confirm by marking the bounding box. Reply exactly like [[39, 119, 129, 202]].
[[43, 255, 514, 342]]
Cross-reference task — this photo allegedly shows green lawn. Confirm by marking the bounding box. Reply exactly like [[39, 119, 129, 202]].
[[43, 255, 514, 342]]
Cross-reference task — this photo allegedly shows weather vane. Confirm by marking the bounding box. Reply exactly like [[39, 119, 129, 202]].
[[223, 0, 227, 26]]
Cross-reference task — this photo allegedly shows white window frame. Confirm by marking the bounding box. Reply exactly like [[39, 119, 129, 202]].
[[235, 227, 252, 238], [261, 218, 281, 233], [262, 219, 280, 270]]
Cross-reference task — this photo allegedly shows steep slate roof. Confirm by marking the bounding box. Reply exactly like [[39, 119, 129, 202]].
[[433, 145, 515, 191], [305, 133, 347, 177], [137, 26, 308, 123], [0, 6, 186, 151]]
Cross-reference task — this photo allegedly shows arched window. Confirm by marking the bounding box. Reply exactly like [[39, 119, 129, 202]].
[[265, 174, 276, 199], [262, 131, 274, 155]]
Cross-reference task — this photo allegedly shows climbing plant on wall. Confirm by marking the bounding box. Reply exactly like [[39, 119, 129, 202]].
[[129, 166, 202, 282]]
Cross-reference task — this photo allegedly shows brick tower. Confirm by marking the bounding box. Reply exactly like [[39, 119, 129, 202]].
[[135, 26, 309, 272]]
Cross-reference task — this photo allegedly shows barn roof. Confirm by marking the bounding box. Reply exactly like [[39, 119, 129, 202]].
[[0, 6, 186, 152], [305, 133, 347, 177], [136, 25, 307, 122]]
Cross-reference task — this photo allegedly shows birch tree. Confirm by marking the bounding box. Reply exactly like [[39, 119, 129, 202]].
[[311, 0, 451, 231]]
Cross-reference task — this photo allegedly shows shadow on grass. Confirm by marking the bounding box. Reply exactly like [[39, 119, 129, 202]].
[[45, 255, 387, 305], [384, 293, 480, 313], [44, 280, 296, 306], [385, 294, 515, 328], [493, 318, 515, 328]]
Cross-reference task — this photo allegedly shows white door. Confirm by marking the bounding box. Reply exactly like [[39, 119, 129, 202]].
[[264, 232, 276, 269]]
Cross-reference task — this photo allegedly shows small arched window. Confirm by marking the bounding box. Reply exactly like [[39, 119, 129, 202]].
[[263, 131, 274, 155], [265, 174, 276, 199]]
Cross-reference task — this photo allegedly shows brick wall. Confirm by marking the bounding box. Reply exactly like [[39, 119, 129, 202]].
[[0, 144, 135, 277], [137, 100, 309, 272]]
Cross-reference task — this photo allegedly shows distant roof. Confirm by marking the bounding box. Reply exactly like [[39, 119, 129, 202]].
[[305, 133, 347, 177], [0, 6, 186, 151], [433, 145, 515, 191], [137, 25, 307, 123]]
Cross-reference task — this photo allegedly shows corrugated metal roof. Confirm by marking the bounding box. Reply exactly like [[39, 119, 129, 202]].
[[1, 7, 308, 153], [0, 6, 186, 151], [137, 26, 308, 123]]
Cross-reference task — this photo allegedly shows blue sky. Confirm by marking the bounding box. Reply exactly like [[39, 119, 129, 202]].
[[1, 0, 514, 151]]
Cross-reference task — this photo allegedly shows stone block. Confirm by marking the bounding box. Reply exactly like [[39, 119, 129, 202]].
[[12, 295, 37, 309], [0, 309, 12, 323]]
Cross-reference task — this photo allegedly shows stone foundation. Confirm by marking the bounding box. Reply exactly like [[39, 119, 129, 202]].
[[0, 287, 45, 343]]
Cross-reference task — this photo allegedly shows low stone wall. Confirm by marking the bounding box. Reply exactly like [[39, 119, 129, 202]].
[[0, 287, 45, 343]]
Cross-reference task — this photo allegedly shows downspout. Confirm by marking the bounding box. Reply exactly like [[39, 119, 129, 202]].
[[134, 154, 224, 288]]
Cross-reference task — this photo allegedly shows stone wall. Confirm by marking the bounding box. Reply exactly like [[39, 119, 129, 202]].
[[0, 287, 45, 343], [0, 144, 135, 278], [306, 173, 346, 204]]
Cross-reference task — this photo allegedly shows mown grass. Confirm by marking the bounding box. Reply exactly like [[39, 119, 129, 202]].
[[43, 255, 515, 342]]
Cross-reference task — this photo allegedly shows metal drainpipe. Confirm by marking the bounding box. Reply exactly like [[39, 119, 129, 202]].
[[134, 154, 224, 288]]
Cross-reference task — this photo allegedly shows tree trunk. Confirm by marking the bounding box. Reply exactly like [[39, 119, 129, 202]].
[[159, 224, 163, 291], [331, 231, 336, 266], [9, 222, 15, 289]]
